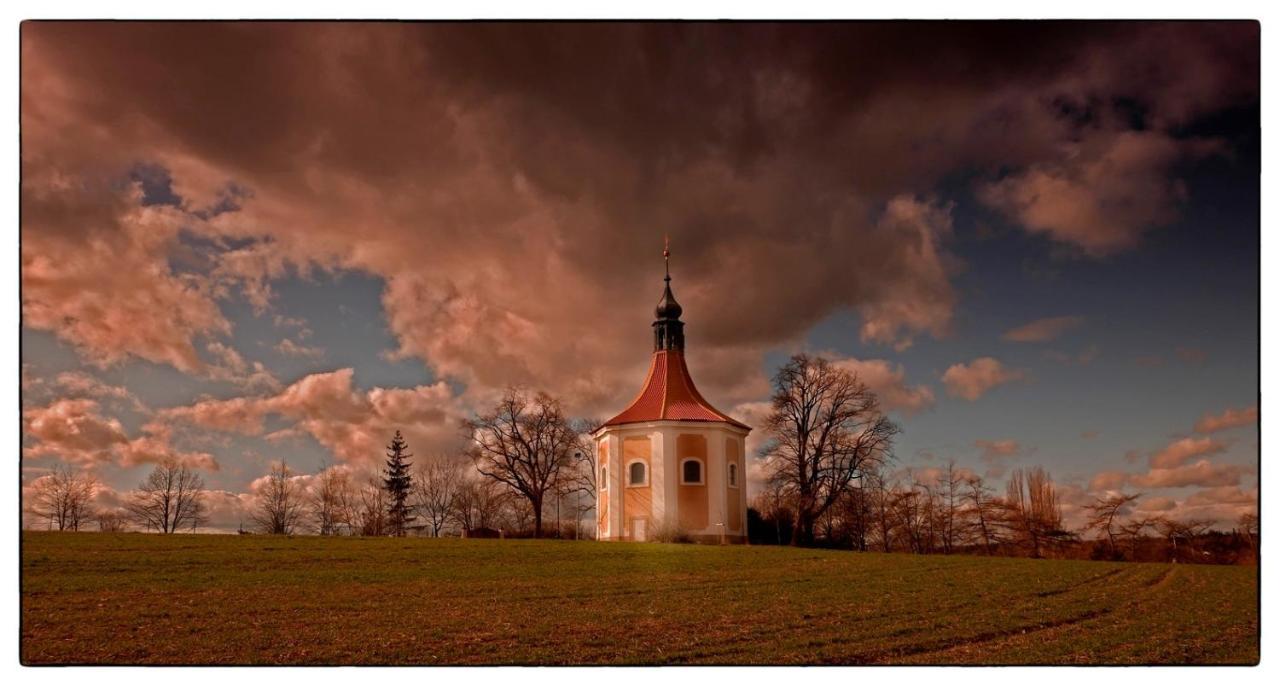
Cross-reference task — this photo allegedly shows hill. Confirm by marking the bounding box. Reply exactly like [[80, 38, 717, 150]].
[[21, 531, 1258, 665]]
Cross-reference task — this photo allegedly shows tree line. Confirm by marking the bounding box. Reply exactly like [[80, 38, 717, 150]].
[[25, 389, 597, 540], [23, 354, 1258, 564], [750, 355, 1257, 564]]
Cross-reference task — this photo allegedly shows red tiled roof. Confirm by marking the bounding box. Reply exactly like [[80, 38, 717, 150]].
[[601, 350, 749, 429]]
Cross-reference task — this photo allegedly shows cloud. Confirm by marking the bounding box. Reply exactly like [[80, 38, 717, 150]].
[[1043, 345, 1099, 366], [159, 368, 467, 466], [274, 338, 325, 359], [22, 398, 216, 470], [1128, 459, 1250, 489], [1194, 405, 1257, 434], [19, 22, 1257, 418], [1002, 316, 1084, 343], [979, 131, 1223, 256], [1089, 470, 1128, 492], [973, 438, 1026, 478], [830, 356, 935, 416], [942, 357, 1025, 401], [1149, 436, 1227, 469]]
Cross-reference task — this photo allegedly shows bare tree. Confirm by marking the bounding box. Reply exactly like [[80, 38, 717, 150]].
[[865, 469, 896, 552], [452, 475, 511, 535], [763, 354, 899, 546], [465, 388, 584, 538], [125, 459, 208, 533], [250, 461, 306, 535], [962, 474, 1000, 554], [1238, 512, 1259, 555], [353, 476, 389, 536], [937, 460, 965, 554], [1083, 492, 1141, 556], [309, 464, 354, 535], [1001, 467, 1066, 558], [1118, 516, 1158, 558], [1155, 517, 1212, 563], [96, 510, 129, 533], [414, 456, 463, 537], [25, 465, 98, 531]]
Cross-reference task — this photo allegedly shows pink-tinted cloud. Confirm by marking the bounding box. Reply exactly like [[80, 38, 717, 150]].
[[1089, 470, 1128, 492], [980, 131, 1222, 256], [1128, 459, 1250, 489], [274, 338, 325, 359], [160, 368, 466, 466], [1002, 315, 1084, 343], [1149, 436, 1227, 469], [831, 356, 935, 416], [942, 357, 1025, 401], [23, 398, 216, 470], [1194, 405, 1257, 434], [18, 22, 1256, 416], [973, 438, 1026, 478]]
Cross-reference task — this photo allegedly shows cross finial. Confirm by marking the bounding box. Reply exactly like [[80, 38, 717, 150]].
[[663, 234, 670, 280]]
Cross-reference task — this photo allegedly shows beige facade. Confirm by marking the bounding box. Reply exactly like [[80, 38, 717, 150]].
[[594, 420, 750, 543]]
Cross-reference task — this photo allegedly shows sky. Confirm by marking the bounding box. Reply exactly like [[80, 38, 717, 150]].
[[20, 21, 1259, 531]]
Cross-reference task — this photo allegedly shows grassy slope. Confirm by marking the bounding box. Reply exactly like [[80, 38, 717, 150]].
[[21, 532, 1258, 665]]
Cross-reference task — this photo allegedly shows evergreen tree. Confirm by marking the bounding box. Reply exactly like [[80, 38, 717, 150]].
[[382, 430, 416, 536]]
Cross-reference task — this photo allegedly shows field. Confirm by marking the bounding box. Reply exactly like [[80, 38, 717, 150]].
[[21, 532, 1258, 665]]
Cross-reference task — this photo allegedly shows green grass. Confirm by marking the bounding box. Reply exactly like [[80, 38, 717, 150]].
[[21, 531, 1258, 665]]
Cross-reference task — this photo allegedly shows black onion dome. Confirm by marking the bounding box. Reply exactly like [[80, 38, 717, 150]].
[[655, 276, 683, 320]]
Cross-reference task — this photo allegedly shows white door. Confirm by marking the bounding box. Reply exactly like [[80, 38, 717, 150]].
[[632, 518, 647, 542]]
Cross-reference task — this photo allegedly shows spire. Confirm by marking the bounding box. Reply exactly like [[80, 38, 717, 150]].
[[653, 236, 684, 351]]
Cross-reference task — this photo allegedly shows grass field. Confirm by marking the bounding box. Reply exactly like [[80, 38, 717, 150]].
[[21, 531, 1258, 665]]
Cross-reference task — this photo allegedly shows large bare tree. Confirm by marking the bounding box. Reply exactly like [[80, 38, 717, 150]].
[[465, 388, 584, 538], [125, 459, 208, 533], [414, 456, 464, 537], [250, 461, 306, 535], [25, 465, 98, 531], [763, 354, 899, 546]]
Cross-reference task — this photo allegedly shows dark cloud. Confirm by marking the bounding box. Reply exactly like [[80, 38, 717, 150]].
[[21, 21, 1259, 419]]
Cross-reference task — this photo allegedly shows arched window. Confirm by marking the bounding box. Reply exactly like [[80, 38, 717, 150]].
[[601, 466, 608, 489], [681, 458, 703, 485], [628, 461, 647, 486], [728, 463, 738, 487]]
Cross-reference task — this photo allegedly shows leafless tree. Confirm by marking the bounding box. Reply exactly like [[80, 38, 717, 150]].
[[96, 509, 130, 533], [309, 464, 354, 535], [763, 354, 899, 546], [354, 476, 389, 536], [865, 469, 896, 552], [1083, 492, 1141, 555], [962, 474, 1000, 554], [936, 460, 965, 554], [25, 465, 98, 531], [250, 461, 306, 535], [465, 388, 584, 538], [414, 456, 464, 537], [1155, 517, 1212, 562], [452, 475, 509, 535], [1238, 512, 1259, 553], [1118, 516, 1159, 558], [1001, 467, 1065, 558], [125, 459, 208, 533]]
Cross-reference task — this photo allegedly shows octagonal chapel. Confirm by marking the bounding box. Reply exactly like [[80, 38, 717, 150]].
[[593, 245, 751, 543]]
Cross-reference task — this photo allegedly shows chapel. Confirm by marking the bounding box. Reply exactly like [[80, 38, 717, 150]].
[[593, 244, 751, 543]]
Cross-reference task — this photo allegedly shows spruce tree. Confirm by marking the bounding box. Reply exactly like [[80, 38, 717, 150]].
[[382, 430, 415, 536]]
